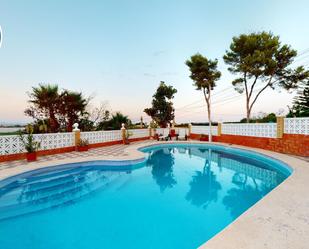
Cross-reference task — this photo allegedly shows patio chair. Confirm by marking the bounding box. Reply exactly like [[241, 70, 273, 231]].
[[168, 129, 179, 141], [157, 129, 169, 141]]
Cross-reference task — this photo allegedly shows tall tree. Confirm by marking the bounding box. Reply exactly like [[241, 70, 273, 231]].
[[287, 80, 309, 117], [144, 81, 177, 128], [186, 54, 221, 142], [223, 31, 309, 122], [25, 84, 60, 132]]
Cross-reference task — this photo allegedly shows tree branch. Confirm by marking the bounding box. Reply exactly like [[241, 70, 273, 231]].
[[249, 76, 273, 111], [244, 72, 249, 100], [203, 87, 210, 107], [248, 75, 259, 100]]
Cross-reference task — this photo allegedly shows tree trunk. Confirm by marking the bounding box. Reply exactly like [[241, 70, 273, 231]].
[[207, 102, 212, 142], [203, 87, 212, 142], [245, 90, 250, 123], [246, 107, 250, 123]]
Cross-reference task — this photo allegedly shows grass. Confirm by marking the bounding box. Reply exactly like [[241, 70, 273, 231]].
[[0, 131, 20, 136]]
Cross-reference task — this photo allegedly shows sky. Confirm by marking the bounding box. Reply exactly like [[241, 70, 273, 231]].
[[0, 0, 309, 124]]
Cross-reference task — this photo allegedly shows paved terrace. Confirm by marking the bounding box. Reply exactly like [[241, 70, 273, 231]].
[[0, 140, 156, 179], [0, 140, 309, 249]]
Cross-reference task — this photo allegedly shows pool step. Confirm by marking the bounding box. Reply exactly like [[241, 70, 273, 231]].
[[0, 170, 125, 221]]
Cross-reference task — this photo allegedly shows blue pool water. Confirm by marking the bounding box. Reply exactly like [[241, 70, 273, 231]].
[[0, 144, 291, 249]]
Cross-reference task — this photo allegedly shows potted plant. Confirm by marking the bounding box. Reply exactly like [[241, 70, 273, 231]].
[[19, 125, 41, 162], [124, 131, 133, 144], [77, 138, 89, 152]]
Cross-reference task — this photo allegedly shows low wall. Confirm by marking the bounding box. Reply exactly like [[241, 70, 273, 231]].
[[0, 146, 76, 162], [0, 136, 149, 163], [190, 133, 309, 157]]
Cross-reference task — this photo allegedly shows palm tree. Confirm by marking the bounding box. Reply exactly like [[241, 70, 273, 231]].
[[26, 84, 60, 132], [59, 90, 88, 132], [108, 112, 131, 130]]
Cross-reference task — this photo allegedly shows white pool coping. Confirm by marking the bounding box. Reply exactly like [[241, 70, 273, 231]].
[[0, 140, 308, 249]]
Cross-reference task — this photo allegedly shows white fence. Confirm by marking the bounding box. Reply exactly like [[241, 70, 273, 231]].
[[190, 117, 309, 138], [155, 128, 170, 136], [80, 130, 122, 144], [0, 129, 150, 156], [1, 117, 308, 156], [284, 117, 309, 135], [0, 132, 75, 155], [221, 123, 277, 138], [128, 129, 149, 139], [191, 125, 218, 136]]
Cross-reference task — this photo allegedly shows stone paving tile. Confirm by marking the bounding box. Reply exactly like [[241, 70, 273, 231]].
[[0, 140, 154, 172]]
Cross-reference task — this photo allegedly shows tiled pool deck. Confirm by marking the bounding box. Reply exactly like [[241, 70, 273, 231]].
[[0, 140, 308, 249]]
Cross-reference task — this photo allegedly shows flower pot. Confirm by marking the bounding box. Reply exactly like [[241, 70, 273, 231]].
[[77, 145, 89, 152], [26, 152, 37, 162]]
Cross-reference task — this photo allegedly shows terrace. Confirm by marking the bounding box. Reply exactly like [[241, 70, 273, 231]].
[[0, 117, 308, 248]]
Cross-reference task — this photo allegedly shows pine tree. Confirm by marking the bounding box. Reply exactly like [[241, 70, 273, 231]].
[[288, 80, 309, 117]]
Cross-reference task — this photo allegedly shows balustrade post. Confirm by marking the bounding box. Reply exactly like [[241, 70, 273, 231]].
[[188, 123, 192, 138], [73, 123, 80, 149], [121, 123, 126, 144], [217, 123, 222, 136], [148, 125, 152, 138], [276, 116, 284, 138]]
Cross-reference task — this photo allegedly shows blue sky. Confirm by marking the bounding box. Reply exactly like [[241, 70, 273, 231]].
[[1, 0, 309, 124]]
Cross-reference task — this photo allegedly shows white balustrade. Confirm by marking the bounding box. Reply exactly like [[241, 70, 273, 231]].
[[191, 126, 218, 136], [80, 130, 122, 144], [155, 128, 170, 136], [284, 117, 309, 135], [1, 117, 309, 156], [222, 123, 277, 138], [129, 129, 149, 139], [0, 135, 24, 155], [0, 132, 75, 155], [175, 128, 189, 137]]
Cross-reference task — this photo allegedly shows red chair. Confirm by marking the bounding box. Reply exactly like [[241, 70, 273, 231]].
[[169, 129, 179, 140]]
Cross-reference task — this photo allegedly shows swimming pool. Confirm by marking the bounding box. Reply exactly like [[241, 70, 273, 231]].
[[0, 143, 291, 249]]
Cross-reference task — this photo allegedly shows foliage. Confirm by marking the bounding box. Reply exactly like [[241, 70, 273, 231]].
[[77, 138, 89, 147], [287, 80, 309, 117], [25, 84, 60, 132], [78, 118, 95, 131], [18, 125, 41, 153], [149, 120, 159, 128], [25, 84, 89, 132], [186, 54, 221, 141], [125, 130, 133, 139], [144, 81, 177, 128], [186, 54, 221, 92], [58, 90, 89, 131], [97, 112, 131, 130], [223, 31, 309, 122], [31, 119, 49, 133], [239, 112, 277, 123]]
